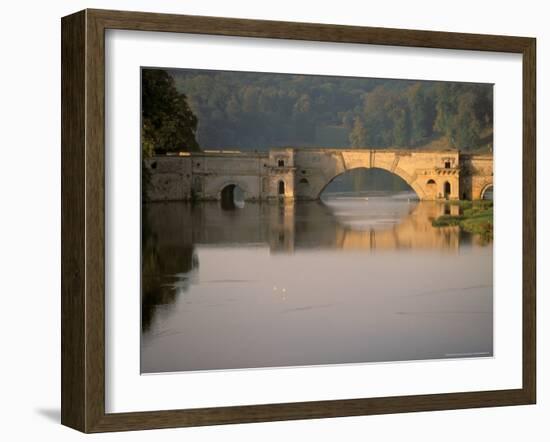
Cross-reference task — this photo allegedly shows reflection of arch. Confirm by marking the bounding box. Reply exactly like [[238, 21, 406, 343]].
[[481, 184, 494, 200], [318, 167, 422, 199]]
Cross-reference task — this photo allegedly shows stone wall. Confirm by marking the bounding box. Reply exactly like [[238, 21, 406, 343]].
[[459, 154, 494, 200], [144, 156, 191, 201], [144, 148, 492, 202]]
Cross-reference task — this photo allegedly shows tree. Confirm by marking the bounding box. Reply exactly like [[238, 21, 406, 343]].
[[392, 107, 411, 147], [141, 69, 200, 156], [433, 84, 483, 150], [454, 92, 481, 149], [349, 117, 368, 147], [407, 83, 435, 144]]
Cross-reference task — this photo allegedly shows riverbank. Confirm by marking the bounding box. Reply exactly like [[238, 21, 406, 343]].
[[432, 200, 493, 240]]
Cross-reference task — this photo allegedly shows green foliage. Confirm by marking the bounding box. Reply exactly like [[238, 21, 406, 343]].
[[349, 117, 367, 147], [432, 201, 493, 240], [434, 84, 492, 149], [432, 214, 464, 227], [165, 68, 492, 151], [407, 83, 436, 142], [142, 69, 200, 156]]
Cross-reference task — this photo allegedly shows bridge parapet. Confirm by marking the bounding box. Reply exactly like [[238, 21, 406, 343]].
[[144, 147, 492, 202]]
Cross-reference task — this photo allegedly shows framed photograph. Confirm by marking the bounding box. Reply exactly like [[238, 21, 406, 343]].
[[61, 9, 536, 433]]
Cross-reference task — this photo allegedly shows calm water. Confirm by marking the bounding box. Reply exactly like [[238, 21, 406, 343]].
[[141, 192, 493, 373]]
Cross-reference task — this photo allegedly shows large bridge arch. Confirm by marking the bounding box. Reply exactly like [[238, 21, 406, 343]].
[[316, 166, 425, 199], [295, 149, 451, 200], [322, 150, 459, 200]]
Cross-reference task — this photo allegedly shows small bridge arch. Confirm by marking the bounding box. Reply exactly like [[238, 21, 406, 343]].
[[217, 180, 250, 200], [480, 183, 494, 200]]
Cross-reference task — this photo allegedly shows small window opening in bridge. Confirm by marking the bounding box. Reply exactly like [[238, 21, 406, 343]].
[[444, 161, 451, 169], [150, 161, 157, 170], [220, 184, 245, 210], [444, 181, 451, 199], [278, 159, 285, 167], [299, 178, 309, 185], [427, 179, 436, 186], [482, 185, 493, 201], [302, 170, 307, 175], [444, 205, 451, 215], [278, 181, 285, 195], [196, 162, 200, 167]]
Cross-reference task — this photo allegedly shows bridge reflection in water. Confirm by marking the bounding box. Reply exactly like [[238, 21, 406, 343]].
[[141, 194, 493, 373]]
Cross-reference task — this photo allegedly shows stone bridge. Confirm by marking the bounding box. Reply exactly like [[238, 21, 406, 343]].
[[144, 148, 493, 202]]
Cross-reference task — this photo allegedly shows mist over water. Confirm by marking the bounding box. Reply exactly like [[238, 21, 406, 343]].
[[141, 192, 493, 373]]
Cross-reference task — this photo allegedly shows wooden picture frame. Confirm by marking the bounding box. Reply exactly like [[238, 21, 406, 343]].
[[61, 8, 536, 433]]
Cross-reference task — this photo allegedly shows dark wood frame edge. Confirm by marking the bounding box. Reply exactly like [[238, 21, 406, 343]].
[[61, 8, 536, 433]]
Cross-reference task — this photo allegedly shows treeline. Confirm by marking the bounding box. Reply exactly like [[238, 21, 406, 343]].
[[348, 82, 492, 150], [142, 68, 493, 154], [168, 69, 492, 152]]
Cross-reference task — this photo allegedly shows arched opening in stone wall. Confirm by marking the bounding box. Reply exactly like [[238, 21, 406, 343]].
[[444, 181, 451, 199], [319, 167, 419, 232], [220, 184, 244, 210], [319, 167, 417, 200], [278, 180, 285, 195], [481, 184, 493, 200], [426, 179, 436, 198]]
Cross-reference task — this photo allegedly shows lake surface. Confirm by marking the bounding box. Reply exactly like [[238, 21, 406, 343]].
[[141, 192, 493, 373]]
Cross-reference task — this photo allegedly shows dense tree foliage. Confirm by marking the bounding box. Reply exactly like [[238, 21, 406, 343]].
[[141, 69, 200, 156], [167, 69, 493, 152]]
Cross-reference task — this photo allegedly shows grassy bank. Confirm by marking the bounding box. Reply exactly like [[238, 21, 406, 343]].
[[432, 200, 493, 240]]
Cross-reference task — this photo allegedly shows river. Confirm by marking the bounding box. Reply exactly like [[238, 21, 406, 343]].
[[141, 191, 493, 373]]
